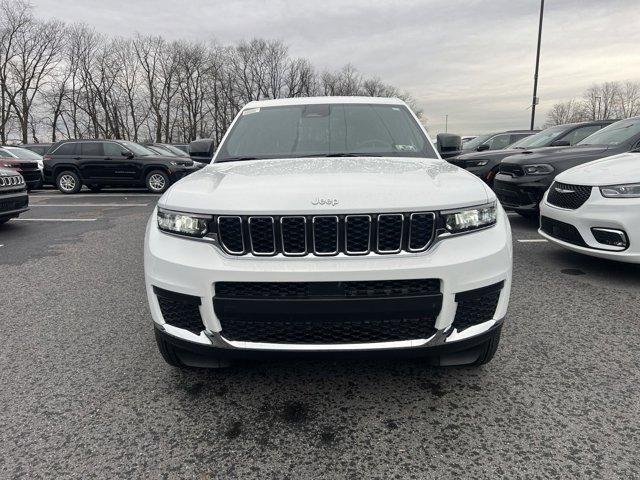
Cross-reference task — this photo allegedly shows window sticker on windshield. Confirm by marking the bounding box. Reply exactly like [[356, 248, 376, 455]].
[[395, 144, 417, 152], [242, 107, 260, 115]]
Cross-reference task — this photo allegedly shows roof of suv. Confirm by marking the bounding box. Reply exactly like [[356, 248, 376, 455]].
[[245, 96, 406, 109]]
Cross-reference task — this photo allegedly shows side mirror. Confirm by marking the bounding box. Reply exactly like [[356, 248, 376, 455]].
[[121, 151, 134, 158], [477, 144, 490, 152], [550, 140, 570, 147], [435, 133, 462, 159]]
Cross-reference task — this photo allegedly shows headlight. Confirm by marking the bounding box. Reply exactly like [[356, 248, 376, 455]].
[[466, 160, 488, 167], [600, 183, 640, 198], [523, 164, 554, 175], [37, 160, 44, 170], [442, 202, 497, 234], [157, 208, 210, 237]]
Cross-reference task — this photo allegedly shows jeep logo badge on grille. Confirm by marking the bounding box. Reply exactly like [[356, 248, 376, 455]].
[[311, 198, 339, 206]]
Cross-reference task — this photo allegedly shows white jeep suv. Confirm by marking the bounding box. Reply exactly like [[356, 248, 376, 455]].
[[144, 97, 512, 368]]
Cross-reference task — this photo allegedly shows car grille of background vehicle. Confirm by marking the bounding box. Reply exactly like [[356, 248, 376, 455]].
[[546, 182, 592, 210], [215, 212, 436, 256]]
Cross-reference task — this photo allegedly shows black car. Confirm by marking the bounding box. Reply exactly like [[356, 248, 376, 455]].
[[42, 139, 197, 194], [22, 143, 52, 156], [448, 121, 613, 186], [494, 116, 640, 217], [0, 168, 28, 225], [145, 143, 207, 171], [461, 130, 538, 153]]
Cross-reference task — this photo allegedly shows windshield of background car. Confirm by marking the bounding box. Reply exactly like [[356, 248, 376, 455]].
[[6, 147, 42, 160], [119, 141, 155, 156], [162, 144, 190, 157], [147, 146, 174, 156], [215, 103, 437, 161], [509, 125, 568, 149], [577, 118, 640, 146], [462, 133, 493, 150]]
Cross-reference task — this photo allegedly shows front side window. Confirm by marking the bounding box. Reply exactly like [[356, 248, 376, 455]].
[[462, 133, 493, 151], [487, 134, 511, 150], [578, 118, 640, 146], [216, 103, 436, 162], [104, 142, 129, 157], [561, 125, 602, 145], [118, 141, 155, 157]]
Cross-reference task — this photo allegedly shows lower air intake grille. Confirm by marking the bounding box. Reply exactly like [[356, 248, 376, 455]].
[[154, 287, 203, 334], [546, 182, 592, 210], [540, 216, 587, 247], [219, 315, 438, 344], [453, 282, 503, 331], [215, 279, 440, 299]]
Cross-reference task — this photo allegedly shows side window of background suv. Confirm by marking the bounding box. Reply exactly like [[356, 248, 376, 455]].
[[104, 142, 129, 157], [81, 142, 103, 156], [487, 134, 511, 150], [560, 125, 601, 145], [53, 142, 77, 155]]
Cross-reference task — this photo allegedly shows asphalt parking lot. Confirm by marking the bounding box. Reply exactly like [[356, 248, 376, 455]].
[[1, 190, 639, 479]]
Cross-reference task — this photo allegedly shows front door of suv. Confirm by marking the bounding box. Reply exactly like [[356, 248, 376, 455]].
[[103, 142, 138, 183]]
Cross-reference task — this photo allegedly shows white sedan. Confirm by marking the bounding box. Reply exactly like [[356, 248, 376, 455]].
[[539, 151, 640, 263]]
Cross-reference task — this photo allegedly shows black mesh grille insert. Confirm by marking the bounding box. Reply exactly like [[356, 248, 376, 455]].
[[313, 216, 338, 254], [220, 315, 438, 344], [154, 287, 203, 334], [377, 214, 403, 252], [546, 182, 592, 210], [0, 195, 28, 212], [345, 215, 370, 253], [453, 282, 503, 331], [249, 217, 275, 254], [409, 213, 435, 250], [540, 216, 587, 247], [215, 279, 440, 299], [218, 216, 244, 253], [281, 217, 306, 254]]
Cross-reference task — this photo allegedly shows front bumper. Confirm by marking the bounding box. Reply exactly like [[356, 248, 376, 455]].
[[494, 173, 553, 212], [0, 189, 29, 219], [539, 189, 640, 263], [144, 206, 513, 353]]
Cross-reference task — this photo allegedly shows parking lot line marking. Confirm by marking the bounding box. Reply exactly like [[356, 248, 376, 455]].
[[13, 218, 97, 222], [517, 239, 548, 243], [29, 203, 149, 207]]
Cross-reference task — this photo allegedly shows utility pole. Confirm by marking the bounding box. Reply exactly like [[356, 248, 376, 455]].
[[445, 115, 448, 133], [530, 0, 545, 130]]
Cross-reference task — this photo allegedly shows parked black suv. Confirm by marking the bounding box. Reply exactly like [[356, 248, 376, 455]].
[[43, 139, 197, 194], [0, 168, 28, 225], [448, 120, 613, 186], [494, 116, 640, 217]]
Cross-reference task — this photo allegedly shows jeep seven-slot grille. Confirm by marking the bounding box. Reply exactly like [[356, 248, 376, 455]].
[[546, 182, 592, 210], [215, 213, 435, 256]]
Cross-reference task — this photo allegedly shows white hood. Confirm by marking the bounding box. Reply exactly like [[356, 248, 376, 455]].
[[160, 157, 492, 215], [556, 151, 640, 186]]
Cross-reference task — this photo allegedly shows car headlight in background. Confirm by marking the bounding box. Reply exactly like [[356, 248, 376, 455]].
[[465, 160, 488, 167], [523, 164, 554, 175], [37, 160, 44, 170], [157, 208, 210, 237], [600, 183, 640, 198], [442, 202, 497, 234]]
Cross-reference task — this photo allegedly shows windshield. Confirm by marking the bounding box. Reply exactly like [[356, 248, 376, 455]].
[[161, 144, 190, 157], [215, 103, 437, 162], [578, 118, 640, 146], [119, 141, 156, 156], [509, 125, 568, 149], [147, 145, 175, 156], [462, 133, 493, 151], [5, 147, 42, 160]]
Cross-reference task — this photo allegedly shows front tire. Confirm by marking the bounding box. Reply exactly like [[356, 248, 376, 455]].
[[56, 170, 82, 194], [154, 329, 187, 368], [145, 170, 170, 193], [469, 328, 501, 366]]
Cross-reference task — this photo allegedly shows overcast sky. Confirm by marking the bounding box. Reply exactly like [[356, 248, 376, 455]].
[[32, 0, 640, 135]]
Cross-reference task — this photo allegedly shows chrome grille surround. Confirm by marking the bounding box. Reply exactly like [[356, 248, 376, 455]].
[[215, 212, 437, 257]]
